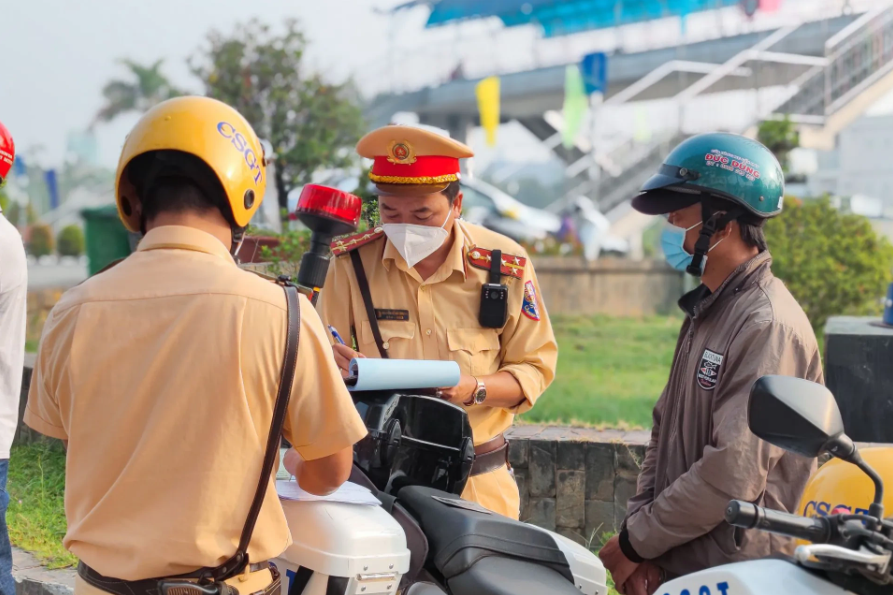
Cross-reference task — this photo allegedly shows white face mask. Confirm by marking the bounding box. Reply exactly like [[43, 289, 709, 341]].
[[382, 210, 452, 268]]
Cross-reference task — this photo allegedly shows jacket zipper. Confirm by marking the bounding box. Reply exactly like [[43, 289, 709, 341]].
[[659, 319, 696, 489]]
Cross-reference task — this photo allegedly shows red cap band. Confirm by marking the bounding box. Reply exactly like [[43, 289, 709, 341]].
[[370, 156, 460, 185]]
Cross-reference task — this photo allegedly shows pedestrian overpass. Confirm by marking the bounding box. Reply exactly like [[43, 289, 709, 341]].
[[365, 2, 893, 215]]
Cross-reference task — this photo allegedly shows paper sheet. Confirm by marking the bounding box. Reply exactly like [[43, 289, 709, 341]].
[[347, 358, 460, 392], [276, 480, 381, 506]]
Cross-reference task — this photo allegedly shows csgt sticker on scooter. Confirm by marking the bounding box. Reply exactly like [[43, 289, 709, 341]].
[[802, 500, 869, 517], [662, 582, 730, 595]]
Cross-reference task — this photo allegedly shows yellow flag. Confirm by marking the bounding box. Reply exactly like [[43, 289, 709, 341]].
[[476, 76, 501, 147]]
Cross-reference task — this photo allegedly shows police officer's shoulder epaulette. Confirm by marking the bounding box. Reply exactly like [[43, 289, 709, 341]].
[[467, 246, 526, 279], [331, 227, 385, 257]]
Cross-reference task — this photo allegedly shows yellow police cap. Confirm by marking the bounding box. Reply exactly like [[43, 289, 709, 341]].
[[356, 125, 474, 196]]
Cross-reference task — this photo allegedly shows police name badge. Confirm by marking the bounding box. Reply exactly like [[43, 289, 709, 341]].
[[697, 349, 724, 390]]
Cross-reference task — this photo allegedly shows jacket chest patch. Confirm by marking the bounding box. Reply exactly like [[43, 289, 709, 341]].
[[697, 349, 724, 390]]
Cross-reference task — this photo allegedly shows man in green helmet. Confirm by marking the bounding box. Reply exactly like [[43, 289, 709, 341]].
[[599, 133, 824, 595]]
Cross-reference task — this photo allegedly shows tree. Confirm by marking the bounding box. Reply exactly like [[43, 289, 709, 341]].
[[259, 229, 311, 279], [7, 201, 37, 228], [57, 224, 85, 257], [28, 224, 55, 257], [93, 59, 183, 127], [0, 188, 8, 214], [353, 165, 379, 228], [766, 197, 893, 332], [191, 19, 367, 224], [757, 116, 799, 175]]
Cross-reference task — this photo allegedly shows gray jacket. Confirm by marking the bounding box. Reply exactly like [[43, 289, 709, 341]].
[[624, 252, 824, 577]]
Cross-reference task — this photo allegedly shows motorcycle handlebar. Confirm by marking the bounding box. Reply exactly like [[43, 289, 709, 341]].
[[725, 500, 831, 544]]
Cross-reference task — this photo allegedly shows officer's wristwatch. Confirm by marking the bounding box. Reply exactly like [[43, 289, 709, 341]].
[[464, 376, 487, 406]]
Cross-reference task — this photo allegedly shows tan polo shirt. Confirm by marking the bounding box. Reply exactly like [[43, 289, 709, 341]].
[[24, 225, 368, 581], [318, 220, 557, 444]]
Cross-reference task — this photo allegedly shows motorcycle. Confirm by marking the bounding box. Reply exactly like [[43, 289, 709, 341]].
[[660, 375, 892, 595], [267, 186, 609, 595]]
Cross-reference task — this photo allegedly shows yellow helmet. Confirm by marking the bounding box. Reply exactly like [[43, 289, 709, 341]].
[[115, 96, 266, 233], [795, 446, 893, 545]]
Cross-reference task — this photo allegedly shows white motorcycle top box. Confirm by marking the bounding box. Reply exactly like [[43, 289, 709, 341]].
[[273, 496, 411, 595]]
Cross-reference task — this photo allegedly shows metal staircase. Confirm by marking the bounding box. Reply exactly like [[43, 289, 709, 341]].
[[591, 132, 689, 213], [774, 4, 893, 149], [556, 5, 893, 213], [545, 21, 817, 212]]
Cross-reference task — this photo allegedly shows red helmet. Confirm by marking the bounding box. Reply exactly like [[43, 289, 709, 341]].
[[0, 120, 14, 182]]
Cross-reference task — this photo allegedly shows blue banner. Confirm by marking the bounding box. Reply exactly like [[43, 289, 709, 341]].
[[581, 52, 608, 95], [12, 156, 25, 177], [45, 169, 59, 210]]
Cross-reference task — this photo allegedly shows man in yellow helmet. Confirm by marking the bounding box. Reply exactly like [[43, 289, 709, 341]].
[[24, 96, 368, 594]]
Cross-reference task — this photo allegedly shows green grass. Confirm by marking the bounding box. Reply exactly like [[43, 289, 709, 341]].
[[520, 315, 681, 429], [8, 441, 76, 568], [25, 339, 38, 353]]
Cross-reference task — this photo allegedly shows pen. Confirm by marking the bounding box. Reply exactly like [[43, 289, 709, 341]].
[[328, 325, 347, 346]]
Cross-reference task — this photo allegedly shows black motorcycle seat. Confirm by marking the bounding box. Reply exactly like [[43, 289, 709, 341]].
[[396, 486, 573, 583], [448, 556, 582, 595]]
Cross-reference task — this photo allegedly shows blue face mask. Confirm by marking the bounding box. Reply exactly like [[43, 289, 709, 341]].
[[661, 221, 723, 276], [661, 221, 700, 272]]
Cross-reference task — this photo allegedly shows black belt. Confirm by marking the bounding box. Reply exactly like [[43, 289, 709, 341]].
[[471, 434, 510, 476], [77, 562, 277, 595]]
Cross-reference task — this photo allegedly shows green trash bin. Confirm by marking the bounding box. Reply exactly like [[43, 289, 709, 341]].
[[81, 205, 135, 276]]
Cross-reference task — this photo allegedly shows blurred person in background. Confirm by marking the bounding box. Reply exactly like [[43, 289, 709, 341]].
[[0, 119, 25, 595]]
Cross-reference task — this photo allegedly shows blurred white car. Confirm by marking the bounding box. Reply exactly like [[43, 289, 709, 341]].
[[460, 178, 629, 260]]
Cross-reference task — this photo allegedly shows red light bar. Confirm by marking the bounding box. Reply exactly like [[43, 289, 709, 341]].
[[295, 184, 362, 227]]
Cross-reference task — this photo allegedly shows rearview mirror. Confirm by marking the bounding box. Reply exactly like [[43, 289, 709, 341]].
[[748, 376, 850, 458]]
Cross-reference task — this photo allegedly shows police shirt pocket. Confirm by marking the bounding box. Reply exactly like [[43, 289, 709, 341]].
[[360, 320, 415, 354], [446, 328, 501, 376]]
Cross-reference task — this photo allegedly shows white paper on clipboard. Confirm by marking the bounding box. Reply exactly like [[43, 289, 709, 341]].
[[276, 480, 381, 506], [347, 358, 460, 392]]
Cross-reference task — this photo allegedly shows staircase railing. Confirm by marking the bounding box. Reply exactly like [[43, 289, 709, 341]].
[[774, 4, 893, 119], [574, 6, 893, 210], [595, 132, 688, 212]]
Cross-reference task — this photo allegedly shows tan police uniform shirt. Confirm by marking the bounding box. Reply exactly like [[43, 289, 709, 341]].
[[24, 225, 368, 581], [318, 220, 557, 517]]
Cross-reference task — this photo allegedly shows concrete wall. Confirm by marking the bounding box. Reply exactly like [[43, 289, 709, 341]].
[[506, 425, 648, 545]]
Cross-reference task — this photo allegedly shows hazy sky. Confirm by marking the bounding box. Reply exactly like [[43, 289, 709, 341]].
[[0, 0, 420, 168]]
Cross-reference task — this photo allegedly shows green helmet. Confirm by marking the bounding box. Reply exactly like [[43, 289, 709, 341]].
[[632, 132, 785, 218]]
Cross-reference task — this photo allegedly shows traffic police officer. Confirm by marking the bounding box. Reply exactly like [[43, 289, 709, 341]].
[[599, 133, 823, 595], [312, 125, 558, 519], [24, 97, 368, 594]]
